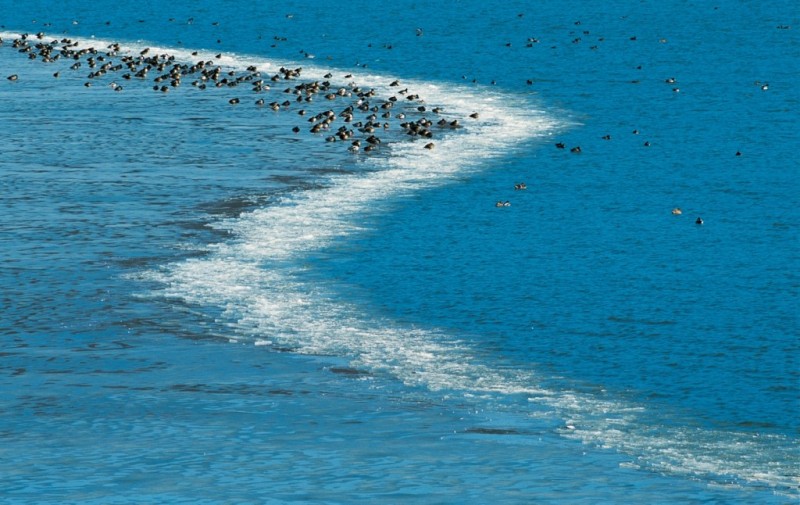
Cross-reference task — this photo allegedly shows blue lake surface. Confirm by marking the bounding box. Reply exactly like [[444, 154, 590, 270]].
[[1, 0, 798, 503]]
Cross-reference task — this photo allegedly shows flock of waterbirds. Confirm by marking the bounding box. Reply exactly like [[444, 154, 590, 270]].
[[5, 16, 772, 218], [2, 31, 481, 157]]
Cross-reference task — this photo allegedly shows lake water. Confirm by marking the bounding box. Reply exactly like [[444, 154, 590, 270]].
[[1, 0, 798, 503]]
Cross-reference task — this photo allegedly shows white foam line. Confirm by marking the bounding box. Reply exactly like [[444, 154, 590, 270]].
[[147, 60, 557, 395], [77, 31, 561, 401]]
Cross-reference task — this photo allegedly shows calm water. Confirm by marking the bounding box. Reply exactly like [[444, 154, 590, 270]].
[[1, 0, 798, 503]]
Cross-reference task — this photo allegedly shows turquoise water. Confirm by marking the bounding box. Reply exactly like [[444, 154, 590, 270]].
[[1, 0, 798, 503]]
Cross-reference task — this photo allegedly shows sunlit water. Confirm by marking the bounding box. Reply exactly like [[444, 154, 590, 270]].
[[1, 0, 798, 503]]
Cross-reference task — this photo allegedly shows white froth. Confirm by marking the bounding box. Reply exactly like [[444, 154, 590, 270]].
[[118, 34, 560, 399]]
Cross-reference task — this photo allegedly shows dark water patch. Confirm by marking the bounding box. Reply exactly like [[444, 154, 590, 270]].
[[168, 383, 281, 396], [71, 340, 136, 352], [607, 315, 677, 326], [16, 394, 64, 413], [101, 385, 158, 391], [90, 365, 166, 375], [268, 174, 324, 187], [766, 384, 794, 393], [198, 194, 277, 217], [328, 366, 372, 377], [270, 345, 302, 353], [268, 389, 294, 396], [113, 255, 177, 268], [18, 347, 170, 376], [167, 219, 217, 232], [736, 420, 778, 429], [463, 427, 524, 435]]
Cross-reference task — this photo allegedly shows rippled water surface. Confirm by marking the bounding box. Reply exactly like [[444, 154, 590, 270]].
[[1, 0, 798, 503]]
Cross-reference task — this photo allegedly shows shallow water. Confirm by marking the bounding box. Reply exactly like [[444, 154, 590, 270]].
[[1, 0, 798, 503]]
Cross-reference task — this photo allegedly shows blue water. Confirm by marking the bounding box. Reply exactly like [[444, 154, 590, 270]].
[[1, 0, 798, 503]]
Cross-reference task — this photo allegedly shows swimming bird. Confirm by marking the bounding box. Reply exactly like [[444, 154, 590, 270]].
[[696, 217, 703, 225], [672, 208, 682, 215], [515, 183, 527, 190], [7, 74, 18, 81]]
